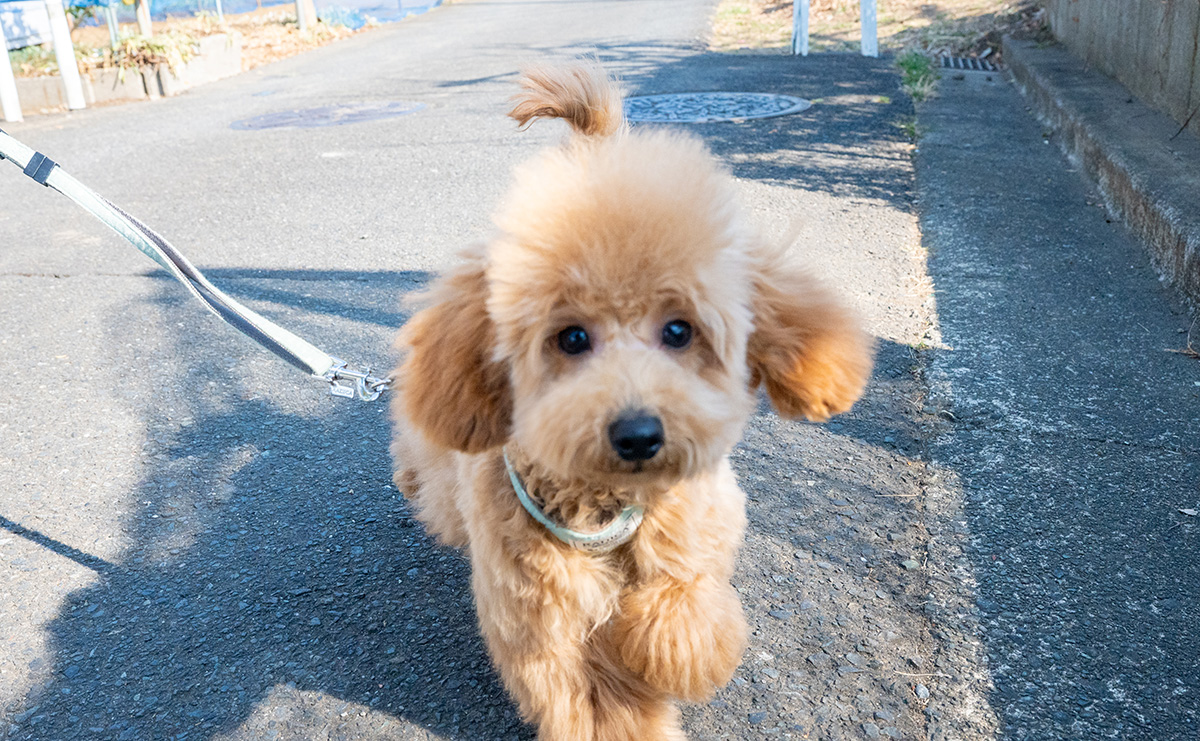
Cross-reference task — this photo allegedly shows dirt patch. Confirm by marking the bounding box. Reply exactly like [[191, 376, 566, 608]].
[[711, 0, 1050, 61], [201, 8, 367, 71]]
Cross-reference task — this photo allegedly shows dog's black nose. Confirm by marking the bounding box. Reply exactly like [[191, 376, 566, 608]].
[[608, 414, 664, 461]]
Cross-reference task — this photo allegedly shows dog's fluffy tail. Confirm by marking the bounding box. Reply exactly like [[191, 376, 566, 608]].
[[509, 62, 625, 138]]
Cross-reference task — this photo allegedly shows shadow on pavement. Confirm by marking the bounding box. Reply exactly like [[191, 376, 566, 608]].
[[8, 49, 923, 741], [9, 268, 533, 740], [920, 71, 1200, 737], [490, 45, 915, 207], [624, 52, 916, 208]]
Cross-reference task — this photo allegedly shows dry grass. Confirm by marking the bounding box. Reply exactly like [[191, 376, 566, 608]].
[[207, 8, 368, 70], [1167, 319, 1200, 360], [710, 0, 1049, 60]]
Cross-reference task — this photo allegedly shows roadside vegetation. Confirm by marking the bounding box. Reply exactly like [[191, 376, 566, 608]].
[[9, 34, 198, 78], [710, 0, 1051, 101], [896, 48, 939, 102], [711, 0, 1047, 57], [6, 6, 372, 78]]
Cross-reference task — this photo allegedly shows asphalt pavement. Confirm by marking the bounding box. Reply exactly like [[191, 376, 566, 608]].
[[918, 69, 1200, 739], [0, 1, 1196, 739]]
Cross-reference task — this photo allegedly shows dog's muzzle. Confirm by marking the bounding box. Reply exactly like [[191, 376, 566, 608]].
[[608, 413, 664, 461]]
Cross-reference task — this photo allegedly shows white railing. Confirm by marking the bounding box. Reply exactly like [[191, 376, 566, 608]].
[[792, 0, 879, 57], [1, 0, 87, 122], [0, 16, 22, 121]]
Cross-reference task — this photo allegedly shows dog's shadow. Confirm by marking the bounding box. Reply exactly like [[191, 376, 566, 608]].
[[9, 269, 534, 741]]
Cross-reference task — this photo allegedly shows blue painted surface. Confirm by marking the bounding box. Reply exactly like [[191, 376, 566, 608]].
[[2, 0, 52, 49], [89, 0, 440, 25]]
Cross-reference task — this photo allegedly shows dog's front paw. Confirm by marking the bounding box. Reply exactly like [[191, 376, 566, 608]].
[[611, 576, 747, 701]]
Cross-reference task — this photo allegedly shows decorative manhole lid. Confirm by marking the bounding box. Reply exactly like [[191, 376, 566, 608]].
[[623, 92, 812, 123], [231, 101, 425, 130]]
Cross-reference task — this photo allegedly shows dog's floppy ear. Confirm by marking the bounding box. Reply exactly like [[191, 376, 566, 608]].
[[746, 249, 874, 422], [395, 252, 512, 453]]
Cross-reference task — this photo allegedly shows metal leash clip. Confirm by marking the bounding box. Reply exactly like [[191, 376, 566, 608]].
[[322, 357, 392, 402]]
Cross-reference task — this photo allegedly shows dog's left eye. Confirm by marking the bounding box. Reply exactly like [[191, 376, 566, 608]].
[[557, 326, 592, 355], [661, 320, 693, 349]]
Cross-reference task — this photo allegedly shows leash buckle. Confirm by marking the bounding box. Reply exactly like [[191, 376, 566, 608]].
[[323, 356, 391, 402]]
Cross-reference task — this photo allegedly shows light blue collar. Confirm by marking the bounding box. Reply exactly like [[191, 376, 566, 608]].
[[503, 449, 644, 553]]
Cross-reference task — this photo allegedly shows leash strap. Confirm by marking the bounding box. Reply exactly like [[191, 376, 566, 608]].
[[0, 128, 389, 401]]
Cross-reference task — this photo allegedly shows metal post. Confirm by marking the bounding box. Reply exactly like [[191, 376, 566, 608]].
[[214, 0, 225, 24], [44, 0, 87, 110], [860, 0, 878, 57], [0, 19, 23, 122], [295, 0, 316, 32], [135, 0, 152, 36], [791, 0, 809, 56], [105, 1, 119, 48]]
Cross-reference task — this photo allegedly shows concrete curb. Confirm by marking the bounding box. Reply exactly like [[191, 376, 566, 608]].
[[14, 31, 242, 114], [1004, 37, 1200, 310]]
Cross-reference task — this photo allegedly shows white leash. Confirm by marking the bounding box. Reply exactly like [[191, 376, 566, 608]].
[[0, 128, 390, 401]]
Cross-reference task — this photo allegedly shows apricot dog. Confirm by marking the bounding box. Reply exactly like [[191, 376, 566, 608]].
[[390, 63, 872, 740]]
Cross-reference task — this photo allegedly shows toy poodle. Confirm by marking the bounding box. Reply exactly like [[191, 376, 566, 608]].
[[390, 62, 873, 740]]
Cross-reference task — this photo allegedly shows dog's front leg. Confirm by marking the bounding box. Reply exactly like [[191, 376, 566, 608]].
[[610, 573, 748, 702], [486, 638, 685, 741], [471, 548, 685, 740]]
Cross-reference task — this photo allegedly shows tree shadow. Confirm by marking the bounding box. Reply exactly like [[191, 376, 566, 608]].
[[500, 44, 917, 207], [5, 282, 927, 741], [6, 268, 534, 740], [5, 42, 922, 741], [632, 52, 913, 202]]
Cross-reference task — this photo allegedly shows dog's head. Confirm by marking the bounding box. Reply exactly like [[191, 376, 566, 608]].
[[395, 64, 872, 490]]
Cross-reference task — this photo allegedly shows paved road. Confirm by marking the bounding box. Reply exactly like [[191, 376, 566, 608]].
[[3, 1, 1194, 740], [0, 1, 935, 739], [918, 71, 1200, 739]]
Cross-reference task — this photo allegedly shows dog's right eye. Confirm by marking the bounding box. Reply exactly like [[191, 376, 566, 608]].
[[557, 326, 591, 355]]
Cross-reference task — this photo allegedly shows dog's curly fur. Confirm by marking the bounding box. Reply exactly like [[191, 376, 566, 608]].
[[390, 62, 874, 740]]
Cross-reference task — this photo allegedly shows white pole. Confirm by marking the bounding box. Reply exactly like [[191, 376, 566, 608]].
[[105, 3, 119, 48], [860, 0, 878, 57], [0, 19, 24, 122], [791, 0, 809, 56], [135, 0, 153, 36], [44, 0, 87, 110]]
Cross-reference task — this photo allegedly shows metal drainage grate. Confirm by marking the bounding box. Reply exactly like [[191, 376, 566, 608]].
[[940, 56, 999, 72], [624, 92, 813, 124], [231, 101, 425, 131]]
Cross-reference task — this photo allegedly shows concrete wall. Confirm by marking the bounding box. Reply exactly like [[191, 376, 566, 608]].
[[1047, 0, 1200, 138]]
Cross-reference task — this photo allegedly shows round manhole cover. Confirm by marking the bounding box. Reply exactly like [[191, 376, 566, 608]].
[[231, 101, 425, 130], [623, 92, 812, 123]]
